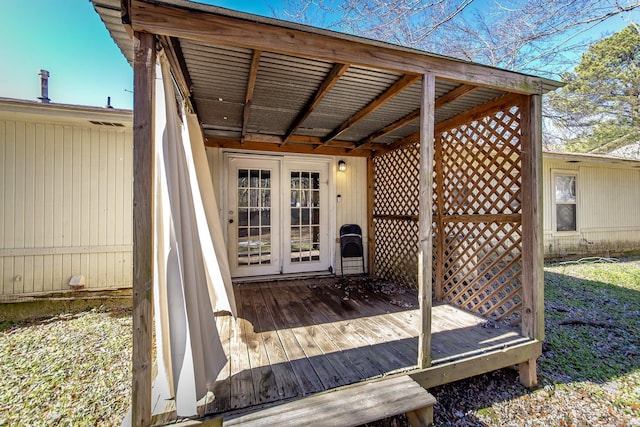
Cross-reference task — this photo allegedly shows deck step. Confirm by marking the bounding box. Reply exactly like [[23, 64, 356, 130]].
[[224, 375, 436, 427]]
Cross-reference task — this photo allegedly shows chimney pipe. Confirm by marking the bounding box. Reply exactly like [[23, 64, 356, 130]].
[[105, 96, 114, 109], [38, 69, 50, 104]]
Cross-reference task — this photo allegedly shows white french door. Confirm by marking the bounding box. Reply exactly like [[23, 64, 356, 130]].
[[227, 157, 281, 277], [226, 155, 331, 278]]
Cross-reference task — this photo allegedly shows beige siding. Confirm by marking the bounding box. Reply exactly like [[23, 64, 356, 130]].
[[543, 156, 640, 258], [0, 103, 133, 298], [334, 156, 368, 275]]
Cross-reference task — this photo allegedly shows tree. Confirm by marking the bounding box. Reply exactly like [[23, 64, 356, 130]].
[[277, 0, 640, 79], [547, 25, 640, 154]]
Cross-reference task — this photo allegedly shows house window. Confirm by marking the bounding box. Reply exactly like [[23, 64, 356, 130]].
[[555, 174, 577, 232]]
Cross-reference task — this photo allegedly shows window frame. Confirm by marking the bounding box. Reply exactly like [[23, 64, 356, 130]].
[[552, 170, 579, 234]]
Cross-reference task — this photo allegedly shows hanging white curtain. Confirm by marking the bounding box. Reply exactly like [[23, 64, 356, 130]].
[[152, 52, 236, 417]]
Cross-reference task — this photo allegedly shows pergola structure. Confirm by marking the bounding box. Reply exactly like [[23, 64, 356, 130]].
[[92, 0, 560, 425]]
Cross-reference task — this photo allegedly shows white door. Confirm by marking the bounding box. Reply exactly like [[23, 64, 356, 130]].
[[282, 160, 330, 274], [226, 155, 330, 278], [227, 157, 281, 277]]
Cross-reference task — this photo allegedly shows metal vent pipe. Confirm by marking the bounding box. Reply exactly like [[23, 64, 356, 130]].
[[38, 69, 50, 103]]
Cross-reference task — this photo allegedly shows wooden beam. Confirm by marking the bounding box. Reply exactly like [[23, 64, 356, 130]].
[[351, 84, 479, 152], [376, 131, 420, 156], [128, 0, 546, 94], [351, 109, 420, 152], [435, 84, 479, 108], [120, 0, 134, 38], [417, 73, 435, 369], [204, 137, 372, 158], [158, 35, 195, 114], [410, 340, 542, 388], [282, 62, 349, 145], [520, 94, 544, 342], [207, 133, 357, 148], [242, 50, 261, 142], [132, 30, 156, 427], [441, 213, 522, 224], [318, 74, 420, 148], [376, 92, 522, 156], [366, 158, 375, 275], [435, 92, 522, 134]]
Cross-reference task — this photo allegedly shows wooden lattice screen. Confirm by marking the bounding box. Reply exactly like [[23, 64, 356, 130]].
[[435, 104, 523, 320], [373, 143, 421, 287], [373, 100, 524, 320]]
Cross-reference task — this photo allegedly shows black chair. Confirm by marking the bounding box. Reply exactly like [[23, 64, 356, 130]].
[[339, 224, 365, 275]]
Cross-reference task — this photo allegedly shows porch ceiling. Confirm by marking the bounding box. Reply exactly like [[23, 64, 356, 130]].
[[92, 0, 561, 157]]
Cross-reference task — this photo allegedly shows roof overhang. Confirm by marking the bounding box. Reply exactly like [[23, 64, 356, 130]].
[[92, 0, 562, 157], [0, 97, 132, 126], [544, 150, 640, 168]]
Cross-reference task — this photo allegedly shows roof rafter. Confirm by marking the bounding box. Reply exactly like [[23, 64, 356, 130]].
[[158, 35, 196, 113], [351, 109, 420, 152], [281, 62, 350, 147], [316, 74, 421, 149], [241, 49, 261, 143], [351, 83, 481, 152], [374, 92, 522, 156]]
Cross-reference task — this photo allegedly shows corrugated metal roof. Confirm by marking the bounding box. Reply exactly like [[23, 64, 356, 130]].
[[91, 0, 562, 155]]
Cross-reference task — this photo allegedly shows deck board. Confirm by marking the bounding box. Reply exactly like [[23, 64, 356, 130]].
[[198, 276, 528, 418]]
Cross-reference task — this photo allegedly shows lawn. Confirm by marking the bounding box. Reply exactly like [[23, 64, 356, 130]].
[[0, 258, 638, 426]]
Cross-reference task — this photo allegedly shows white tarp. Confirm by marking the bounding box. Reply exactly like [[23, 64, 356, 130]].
[[151, 53, 236, 417]]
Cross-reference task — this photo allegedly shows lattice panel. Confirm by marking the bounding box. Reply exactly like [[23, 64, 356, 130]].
[[440, 221, 522, 320], [440, 108, 522, 216], [373, 143, 420, 216], [436, 105, 524, 320], [373, 143, 422, 288], [373, 218, 419, 287]]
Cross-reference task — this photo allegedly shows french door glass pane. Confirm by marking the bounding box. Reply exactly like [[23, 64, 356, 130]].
[[290, 171, 321, 263], [237, 168, 272, 266]]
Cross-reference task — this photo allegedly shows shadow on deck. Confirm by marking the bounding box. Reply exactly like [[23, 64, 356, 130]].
[[152, 276, 531, 424]]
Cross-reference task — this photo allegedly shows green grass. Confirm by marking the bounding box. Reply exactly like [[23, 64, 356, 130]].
[[0, 308, 132, 426], [539, 258, 640, 418], [542, 259, 640, 383]]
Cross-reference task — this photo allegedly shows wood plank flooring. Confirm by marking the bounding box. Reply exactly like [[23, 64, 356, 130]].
[[202, 276, 527, 417]]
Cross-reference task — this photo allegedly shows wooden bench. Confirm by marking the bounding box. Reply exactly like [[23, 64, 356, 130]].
[[224, 375, 436, 427]]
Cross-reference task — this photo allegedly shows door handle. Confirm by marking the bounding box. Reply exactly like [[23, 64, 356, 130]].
[[229, 219, 234, 224]]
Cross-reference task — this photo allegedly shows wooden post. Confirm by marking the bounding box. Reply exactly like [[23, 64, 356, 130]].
[[434, 135, 444, 301], [367, 157, 375, 274], [132, 31, 156, 426], [519, 93, 544, 388], [417, 74, 435, 369]]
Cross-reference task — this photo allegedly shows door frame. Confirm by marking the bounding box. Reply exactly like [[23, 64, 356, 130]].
[[221, 150, 337, 278]]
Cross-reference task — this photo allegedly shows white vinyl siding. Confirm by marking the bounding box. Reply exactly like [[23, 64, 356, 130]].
[[334, 157, 368, 275], [0, 105, 133, 298], [543, 156, 640, 257]]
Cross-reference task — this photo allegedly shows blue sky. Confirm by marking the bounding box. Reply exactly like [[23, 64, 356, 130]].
[[0, 0, 277, 110], [0, 1, 636, 110]]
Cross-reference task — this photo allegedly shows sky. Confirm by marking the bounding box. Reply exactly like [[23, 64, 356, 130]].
[[0, 0, 637, 110]]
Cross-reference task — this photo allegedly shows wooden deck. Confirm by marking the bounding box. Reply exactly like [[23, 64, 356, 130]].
[[179, 275, 529, 420]]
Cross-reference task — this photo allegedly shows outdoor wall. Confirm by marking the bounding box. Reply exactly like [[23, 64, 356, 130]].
[[0, 99, 133, 299], [334, 156, 368, 275], [206, 147, 368, 275], [543, 155, 640, 258]]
